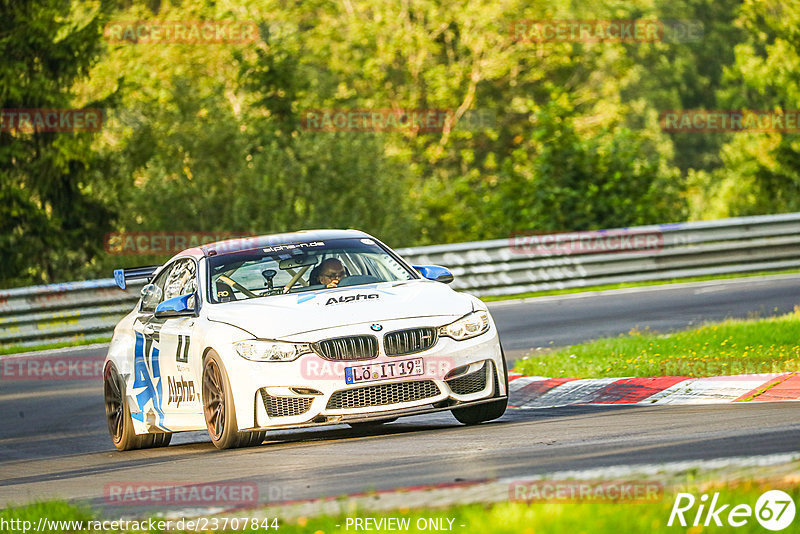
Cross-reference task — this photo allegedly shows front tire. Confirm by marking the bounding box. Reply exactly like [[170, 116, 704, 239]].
[[451, 398, 507, 425], [451, 354, 509, 425], [202, 351, 265, 449]]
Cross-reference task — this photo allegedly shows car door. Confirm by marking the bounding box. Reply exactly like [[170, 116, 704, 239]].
[[156, 258, 202, 418], [130, 258, 200, 431]]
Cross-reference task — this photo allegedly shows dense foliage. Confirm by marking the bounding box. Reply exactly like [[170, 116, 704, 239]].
[[1, 0, 797, 287]]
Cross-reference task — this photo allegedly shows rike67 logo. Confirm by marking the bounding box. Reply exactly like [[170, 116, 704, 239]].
[[668, 490, 796, 531]]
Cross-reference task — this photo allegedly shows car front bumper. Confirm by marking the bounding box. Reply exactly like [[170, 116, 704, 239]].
[[223, 317, 506, 430]]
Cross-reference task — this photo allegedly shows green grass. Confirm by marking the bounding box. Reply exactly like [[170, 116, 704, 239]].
[[0, 337, 111, 356], [513, 311, 800, 379], [480, 268, 800, 302], [0, 501, 95, 532], [274, 483, 800, 534], [2, 481, 797, 533]]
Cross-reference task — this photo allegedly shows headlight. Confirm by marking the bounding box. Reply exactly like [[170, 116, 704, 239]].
[[234, 340, 312, 362], [439, 310, 490, 340]]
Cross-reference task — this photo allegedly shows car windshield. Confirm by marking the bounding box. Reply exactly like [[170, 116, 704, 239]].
[[206, 237, 416, 303]]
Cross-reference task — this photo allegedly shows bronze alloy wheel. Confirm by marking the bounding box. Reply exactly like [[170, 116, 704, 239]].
[[202, 350, 266, 449], [104, 364, 125, 443], [203, 356, 226, 441], [103, 363, 171, 450]]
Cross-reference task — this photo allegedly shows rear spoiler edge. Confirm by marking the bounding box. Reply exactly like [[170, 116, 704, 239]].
[[113, 265, 160, 290]]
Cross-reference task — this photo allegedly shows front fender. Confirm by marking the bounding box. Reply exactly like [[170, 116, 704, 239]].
[[201, 321, 259, 430]]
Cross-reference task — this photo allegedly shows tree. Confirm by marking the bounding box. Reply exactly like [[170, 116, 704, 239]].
[[482, 102, 685, 235], [706, 0, 800, 217], [0, 0, 115, 287]]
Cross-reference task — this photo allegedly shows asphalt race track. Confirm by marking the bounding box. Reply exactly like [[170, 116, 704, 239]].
[[492, 273, 800, 358], [1, 275, 799, 516]]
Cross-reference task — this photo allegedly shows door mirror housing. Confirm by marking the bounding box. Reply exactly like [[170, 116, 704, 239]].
[[155, 293, 196, 319], [413, 265, 454, 284]]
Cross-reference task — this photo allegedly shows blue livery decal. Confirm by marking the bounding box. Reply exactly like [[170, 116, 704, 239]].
[[130, 330, 170, 431]]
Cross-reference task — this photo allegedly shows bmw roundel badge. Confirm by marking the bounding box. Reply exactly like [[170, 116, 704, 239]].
[[370, 324, 383, 332]]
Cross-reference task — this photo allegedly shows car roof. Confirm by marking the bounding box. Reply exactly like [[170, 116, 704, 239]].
[[172, 229, 374, 260]]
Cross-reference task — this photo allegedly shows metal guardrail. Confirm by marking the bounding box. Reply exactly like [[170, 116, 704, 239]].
[[2, 212, 800, 347], [0, 279, 143, 347], [397, 211, 800, 297]]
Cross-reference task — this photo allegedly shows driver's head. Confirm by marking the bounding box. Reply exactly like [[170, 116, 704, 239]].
[[317, 258, 346, 286]]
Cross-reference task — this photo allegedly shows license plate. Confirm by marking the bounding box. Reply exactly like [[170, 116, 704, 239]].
[[345, 358, 424, 384]]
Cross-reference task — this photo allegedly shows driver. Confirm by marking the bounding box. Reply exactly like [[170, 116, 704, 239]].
[[311, 258, 348, 288]]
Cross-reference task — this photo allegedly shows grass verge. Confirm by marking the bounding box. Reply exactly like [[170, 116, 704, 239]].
[[480, 268, 800, 302], [513, 310, 800, 379], [2, 480, 797, 533]]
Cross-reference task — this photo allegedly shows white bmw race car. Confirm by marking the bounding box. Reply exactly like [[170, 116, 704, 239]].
[[104, 230, 508, 450]]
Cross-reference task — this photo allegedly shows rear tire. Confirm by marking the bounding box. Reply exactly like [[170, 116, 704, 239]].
[[203, 351, 264, 449], [152, 432, 173, 447], [105, 364, 173, 450], [104, 363, 140, 451]]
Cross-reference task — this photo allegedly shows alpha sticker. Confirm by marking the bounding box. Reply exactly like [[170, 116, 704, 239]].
[[168, 376, 197, 408], [325, 294, 379, 305]]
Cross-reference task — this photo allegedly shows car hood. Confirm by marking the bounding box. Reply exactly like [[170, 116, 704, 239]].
[[205, 280, 474, 339]]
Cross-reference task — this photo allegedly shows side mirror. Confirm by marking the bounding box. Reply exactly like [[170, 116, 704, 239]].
[[413, 265, 454, 284], [140, 284, 163, 312], [155, 293, 196, 319]]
